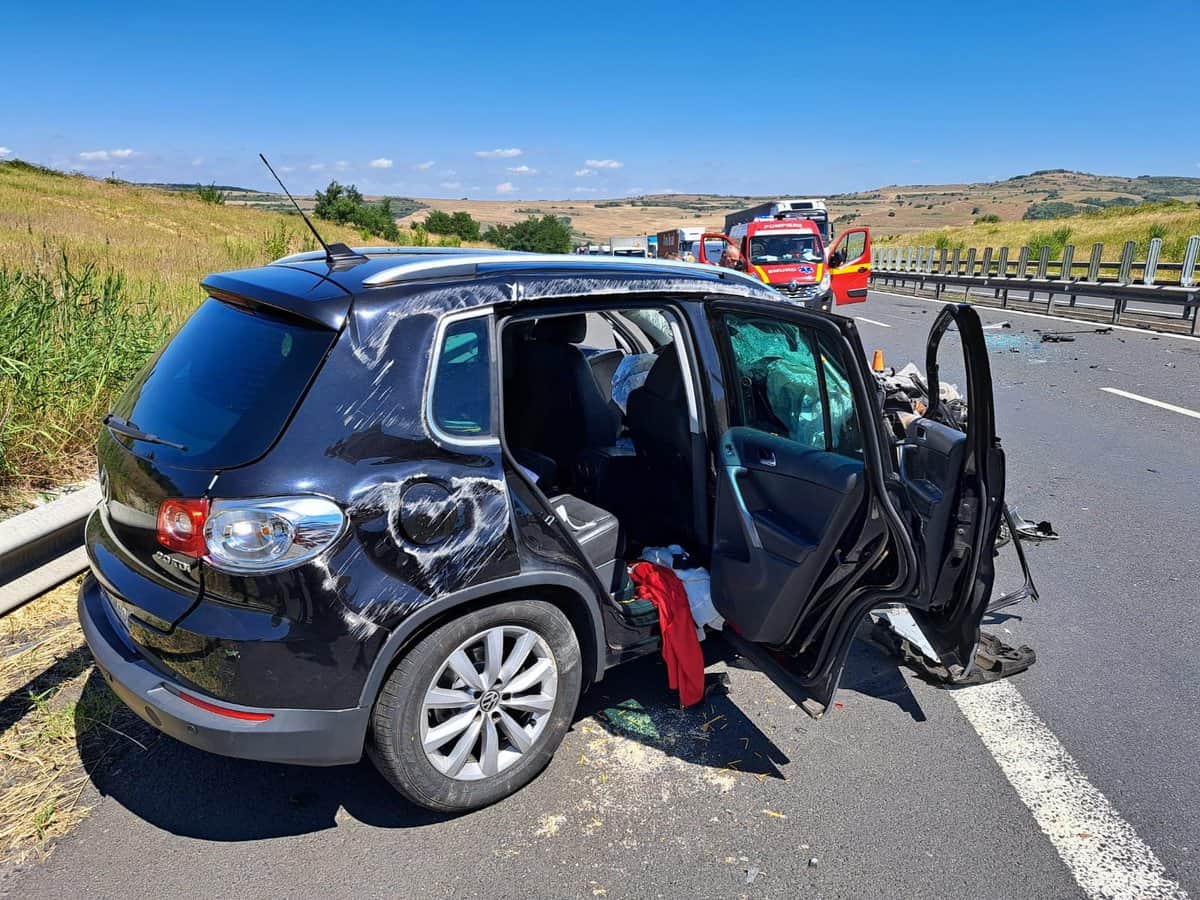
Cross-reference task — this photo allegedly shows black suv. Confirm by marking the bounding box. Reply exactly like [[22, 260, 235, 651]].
[[80, 247, 1034, 811]]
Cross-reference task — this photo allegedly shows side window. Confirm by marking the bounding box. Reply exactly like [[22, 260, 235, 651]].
[[722, 313, 862, 458], [839, 230, 867, 265], [582, 312, 618, 350], [430, 315, 493, 439], [817, 334, 864, 457]]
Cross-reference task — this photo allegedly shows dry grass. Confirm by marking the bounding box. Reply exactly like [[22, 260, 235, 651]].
[[0, 161, 377, 324], [228, 168, 1200, 242], [0, 579, 153, 867], [879, 201, 1200, 262]]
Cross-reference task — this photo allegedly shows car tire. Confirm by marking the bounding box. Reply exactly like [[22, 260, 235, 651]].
[[369, 599, 582, 812]]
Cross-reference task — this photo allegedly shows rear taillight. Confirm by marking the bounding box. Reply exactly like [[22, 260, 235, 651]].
[[157, 498, 210, 557], [203, 496, 345, 574]]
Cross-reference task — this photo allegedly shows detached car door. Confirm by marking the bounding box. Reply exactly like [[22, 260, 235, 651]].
[[706, 301, 1005, 713], [827, 227, 871, 305]]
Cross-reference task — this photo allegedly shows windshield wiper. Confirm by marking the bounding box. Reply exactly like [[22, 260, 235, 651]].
[[103, 414, 188, 452]]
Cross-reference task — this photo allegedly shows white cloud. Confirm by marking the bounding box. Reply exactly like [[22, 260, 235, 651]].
[[495, 181, 515, 194], [573, 187, 599, 194], [506, 164, 537, 175], [308, 163, 326, 171], [440, 181, 462, 190], [0, 147, 13, 157], [442, 168, 457, 176], [414, 160, 435, 170], [575, 168, 595, 177], [334, 160, 350, 171], [191, 157, 204, 167], [369, 158, 393, 169], [475, 148, 522, 159], [110, 148, 135, 159], [279, 165, 296, 173], [585, 159, 622, 169], [79, 150, 110, 161]]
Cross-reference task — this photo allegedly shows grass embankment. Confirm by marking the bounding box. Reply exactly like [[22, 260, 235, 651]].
[[0, 160, 475, 504], [881, 201, 1200, 262], [0, 578, 156, 866]]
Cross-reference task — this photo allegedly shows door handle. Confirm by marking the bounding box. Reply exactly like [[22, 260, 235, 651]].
[[758, 449, 777, 467], [726, 466, 763, 549], [857, 266, 869, 273]]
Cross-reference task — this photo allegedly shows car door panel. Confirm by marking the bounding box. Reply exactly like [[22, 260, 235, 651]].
[[706, 300, 1007, 713], [828, 227, 871, 304]]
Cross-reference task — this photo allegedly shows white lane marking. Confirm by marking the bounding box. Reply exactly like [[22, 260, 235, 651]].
[[953, 680, 1187, 900], [853, 315, 892, 328], [1100, 387, 1200, 421], [869, 289, 1200, 344]]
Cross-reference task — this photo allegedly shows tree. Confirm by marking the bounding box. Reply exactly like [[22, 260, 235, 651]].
[[424, 210, 481, 241], [312, 181, 399, 240], [483, 215, 571, 253], [313, 181, 363, 225]]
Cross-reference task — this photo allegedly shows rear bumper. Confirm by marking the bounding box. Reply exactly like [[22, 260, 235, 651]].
[[78, 575, 370, 766]]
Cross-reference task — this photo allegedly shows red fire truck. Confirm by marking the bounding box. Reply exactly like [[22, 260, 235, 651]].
[[697, 217, 871, 308]]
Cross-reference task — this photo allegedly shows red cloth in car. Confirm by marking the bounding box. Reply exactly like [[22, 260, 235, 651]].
[[629, 562, 704, 708]]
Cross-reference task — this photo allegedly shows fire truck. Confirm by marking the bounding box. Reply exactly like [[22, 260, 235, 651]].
[[698, 211, 871, 308]]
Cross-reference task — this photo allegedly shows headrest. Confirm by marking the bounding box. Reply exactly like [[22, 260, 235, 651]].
[[644, 344, 684, 397], [530, 314, 587, 344]]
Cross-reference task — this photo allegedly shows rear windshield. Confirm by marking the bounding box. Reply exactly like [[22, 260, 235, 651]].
[[108, 298, 335, 468]]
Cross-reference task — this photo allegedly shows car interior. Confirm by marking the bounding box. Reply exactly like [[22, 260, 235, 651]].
[[501, 306, 704, 605]]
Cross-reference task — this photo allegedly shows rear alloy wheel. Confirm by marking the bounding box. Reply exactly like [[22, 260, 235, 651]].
[[369, 600, 582, 811]]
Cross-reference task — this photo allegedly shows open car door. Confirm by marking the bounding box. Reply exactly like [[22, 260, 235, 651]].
[[827, 227, 871, 305], [707, 301, 1005, 714], [695, 232, 741, 269]]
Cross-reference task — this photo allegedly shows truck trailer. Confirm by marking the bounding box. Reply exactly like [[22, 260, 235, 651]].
[[725, 198, 832, 243]]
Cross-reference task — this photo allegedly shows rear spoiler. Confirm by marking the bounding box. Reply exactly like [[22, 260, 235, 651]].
[[201, 265, 353, 331]]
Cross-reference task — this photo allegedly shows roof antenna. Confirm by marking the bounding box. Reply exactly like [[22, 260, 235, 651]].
[[258, 153, 364, 267]]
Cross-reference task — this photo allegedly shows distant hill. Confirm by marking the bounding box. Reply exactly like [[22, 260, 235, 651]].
[[225, 169, 1200, 242]]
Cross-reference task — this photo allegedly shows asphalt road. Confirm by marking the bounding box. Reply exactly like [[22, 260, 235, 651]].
[[8, 290, 1198, 899]]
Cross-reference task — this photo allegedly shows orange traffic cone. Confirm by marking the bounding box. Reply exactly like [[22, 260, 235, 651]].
[[871, 349, 885, 372]]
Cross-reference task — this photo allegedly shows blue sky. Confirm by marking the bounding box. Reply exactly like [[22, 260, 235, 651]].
[[1, 1, 1196, 199]]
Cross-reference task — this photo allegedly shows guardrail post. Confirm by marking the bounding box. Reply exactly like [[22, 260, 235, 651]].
[[1144, 237, 1162, 285], [1056, 244, 1075, 312], [981, 247, 993, 278], [1118, 241, 1135, 283], [995, 247, 1009, 298], [1181, 236, 1200, 288], [1016, 246, 1031, 279], [1078, 242, 1103, 307], [1112, 240, 1136, 323], [1032, 245, 1049, 301], [963, 248, 977, 299], [950, 247, 961, 276]]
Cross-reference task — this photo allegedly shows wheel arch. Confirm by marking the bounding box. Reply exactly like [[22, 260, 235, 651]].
[[356, 571, 606, 712]]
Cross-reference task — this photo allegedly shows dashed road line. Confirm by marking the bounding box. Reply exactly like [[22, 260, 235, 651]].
[[853, 316, 892, 328], [868, 289, 1200, 344], [1101, 387, 1200, 421], [953, 680, 1187, 900]]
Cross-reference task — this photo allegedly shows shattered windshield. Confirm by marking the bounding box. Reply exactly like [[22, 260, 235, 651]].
[[749, 233, 822, 265]]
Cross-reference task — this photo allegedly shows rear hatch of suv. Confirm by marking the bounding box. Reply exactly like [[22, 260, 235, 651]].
[[90, 267, 346, 646]]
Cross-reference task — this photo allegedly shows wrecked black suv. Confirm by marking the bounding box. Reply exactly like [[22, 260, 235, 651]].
[[79, 247, 1036, 811]]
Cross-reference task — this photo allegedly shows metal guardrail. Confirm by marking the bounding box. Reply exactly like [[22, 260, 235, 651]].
[[0, 483, 98, 618], [871, 236, 1200, 333]]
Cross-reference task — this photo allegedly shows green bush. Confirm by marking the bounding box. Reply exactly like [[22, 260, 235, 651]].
[[1027, 226, 1073, 259], [424, 210, 481, 241], [313, 182, 399, 241], [1023, 201, 1082, 220], [483, 215, 572, 253], [0, 254, 170, 488], [974, 213, 1001, 224], [195, 182, 226, 205]]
